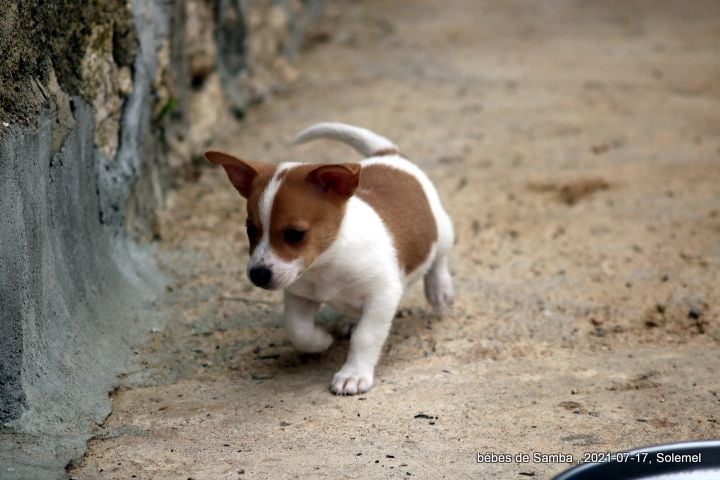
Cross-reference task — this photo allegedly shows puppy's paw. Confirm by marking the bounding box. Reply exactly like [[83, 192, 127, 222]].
[[330, 367, 374, 396], [424, 270, 454, 311], [291, 328, 334, 353]]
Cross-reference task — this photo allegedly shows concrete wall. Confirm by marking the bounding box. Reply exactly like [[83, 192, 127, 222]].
[[0, 1, 324, 478]]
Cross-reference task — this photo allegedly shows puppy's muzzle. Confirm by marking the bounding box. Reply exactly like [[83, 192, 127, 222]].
[[249, 266, 273, 289]]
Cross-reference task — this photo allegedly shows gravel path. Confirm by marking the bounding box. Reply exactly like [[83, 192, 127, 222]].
[[73, 1, 720, 478]]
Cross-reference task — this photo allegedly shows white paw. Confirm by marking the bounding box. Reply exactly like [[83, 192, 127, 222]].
[[424, 270, 454, 310], [291, 328, 334, 353], [330, 367, 374, 395]]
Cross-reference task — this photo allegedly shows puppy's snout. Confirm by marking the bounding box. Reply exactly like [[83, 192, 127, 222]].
[[249, 266, 273, 288]]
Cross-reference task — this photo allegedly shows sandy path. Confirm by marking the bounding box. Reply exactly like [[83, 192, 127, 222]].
[[73, 1, 720, 478]]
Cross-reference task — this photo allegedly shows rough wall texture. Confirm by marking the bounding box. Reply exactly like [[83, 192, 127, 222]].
[[0, 0, 326, 478], [0, 100, 163, 479]]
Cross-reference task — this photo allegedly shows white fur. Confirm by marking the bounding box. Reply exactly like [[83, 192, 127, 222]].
[[263, 123, 454, 395]]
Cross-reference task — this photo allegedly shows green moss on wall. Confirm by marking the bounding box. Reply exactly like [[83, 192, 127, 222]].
[[0, 0, 137, 127]]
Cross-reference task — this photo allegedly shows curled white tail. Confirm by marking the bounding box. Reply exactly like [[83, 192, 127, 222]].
[[293, 122, 399, 157]]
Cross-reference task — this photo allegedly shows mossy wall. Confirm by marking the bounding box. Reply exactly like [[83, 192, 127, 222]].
[[0, 0, 136, 127]]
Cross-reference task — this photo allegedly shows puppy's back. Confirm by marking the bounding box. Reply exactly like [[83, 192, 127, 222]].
[[355, 162, 437, 274]]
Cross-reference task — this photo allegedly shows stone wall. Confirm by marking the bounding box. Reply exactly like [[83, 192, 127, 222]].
[[0, 1, 326, 478]]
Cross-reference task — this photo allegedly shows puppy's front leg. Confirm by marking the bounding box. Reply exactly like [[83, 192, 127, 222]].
[[284, 291, 333, 353], [330, 288, 401, 395]]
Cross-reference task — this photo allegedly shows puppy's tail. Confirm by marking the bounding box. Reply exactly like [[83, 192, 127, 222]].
[[293, 122, 400, 157]]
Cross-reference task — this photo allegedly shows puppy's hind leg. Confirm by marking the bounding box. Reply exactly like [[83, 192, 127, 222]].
[[284, 291, 334, 353], [424, 251, 454, 311], [425, 209, 455, 311]]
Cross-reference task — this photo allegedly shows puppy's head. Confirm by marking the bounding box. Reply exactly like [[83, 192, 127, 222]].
[[205, 151, 360, 290]]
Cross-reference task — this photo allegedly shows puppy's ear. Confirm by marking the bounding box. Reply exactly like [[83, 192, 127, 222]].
[[205, 151, 264, 198], [307, 163, 361, 198]]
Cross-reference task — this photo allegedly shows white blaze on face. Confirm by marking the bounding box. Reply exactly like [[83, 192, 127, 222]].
[[247, 163, 304, 290]]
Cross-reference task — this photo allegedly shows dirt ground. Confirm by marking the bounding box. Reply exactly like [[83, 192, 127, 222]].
[[72, 1, 720, 478]]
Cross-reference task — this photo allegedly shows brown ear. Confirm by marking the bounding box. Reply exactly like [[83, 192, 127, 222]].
[[307, 163, 361, 198], [204, 151, 264, 198]]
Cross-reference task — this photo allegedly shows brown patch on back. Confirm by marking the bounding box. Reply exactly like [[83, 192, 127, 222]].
[[269, 165, 348, 264], [356, 164, 437, 273]]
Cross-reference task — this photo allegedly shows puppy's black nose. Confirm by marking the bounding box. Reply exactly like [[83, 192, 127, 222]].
[[249, 266, 272, 288]]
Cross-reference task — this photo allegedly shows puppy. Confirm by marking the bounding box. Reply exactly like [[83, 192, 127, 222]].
[[205, 123, 454, 395]]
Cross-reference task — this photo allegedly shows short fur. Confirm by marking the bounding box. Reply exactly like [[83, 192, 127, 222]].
[[206, 123, 454, 395], [355, 163, 437, 273]]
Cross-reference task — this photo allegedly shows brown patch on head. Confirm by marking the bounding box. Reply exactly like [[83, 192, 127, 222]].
[[356, 164, 437, 273], [268, 164, 359, 265], [244, 168, 277, 252], [204, 150, 276, 252]]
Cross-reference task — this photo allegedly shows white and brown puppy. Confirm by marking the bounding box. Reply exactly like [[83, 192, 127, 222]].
[[205, 123, 454, 395]]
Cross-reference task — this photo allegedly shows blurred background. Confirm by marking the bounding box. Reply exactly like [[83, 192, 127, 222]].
[[1, 1, 719, 479]]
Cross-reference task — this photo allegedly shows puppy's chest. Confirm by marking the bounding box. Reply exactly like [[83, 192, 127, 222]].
[[287, 273, 364, 315]]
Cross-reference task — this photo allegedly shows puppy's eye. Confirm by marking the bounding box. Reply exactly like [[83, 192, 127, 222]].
[[283, 228, 306, 245], [246, 224, 259, 242]]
